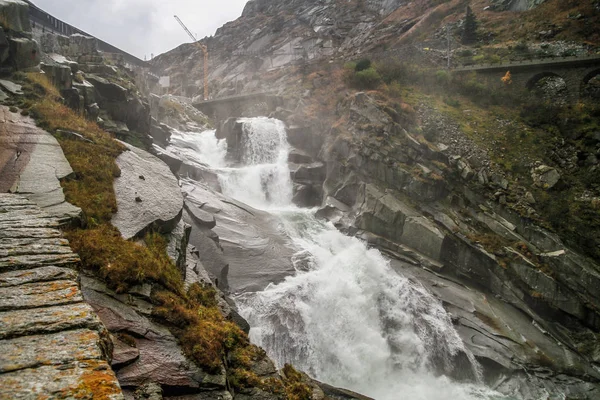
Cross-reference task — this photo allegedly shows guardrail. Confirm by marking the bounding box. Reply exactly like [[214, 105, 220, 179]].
[[452, 54, 600, 71]]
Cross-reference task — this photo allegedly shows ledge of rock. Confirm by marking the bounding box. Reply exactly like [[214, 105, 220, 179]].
[[0, 106, 81, 223], [0, 194, 123, 399], [111, 141, 183, 239], [80, 274, 227, 393]]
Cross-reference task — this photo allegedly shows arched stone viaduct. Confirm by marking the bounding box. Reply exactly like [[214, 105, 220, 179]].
[[454, 55, 600, 103]]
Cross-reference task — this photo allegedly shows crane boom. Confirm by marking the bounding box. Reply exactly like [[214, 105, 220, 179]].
[[174, 15, 208, 100]]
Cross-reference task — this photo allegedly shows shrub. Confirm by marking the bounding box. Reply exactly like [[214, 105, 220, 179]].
[[514, 41, 529, 53], [343, 61, 357, 71], [489, 54, 502, 64], [355, 58, 372, 72], [153, 288, 248, 372], [385, 81, 403, 98], [444, 97, 461, 108], [282, 364, 312, 400], [352, 67, 382, 89], [435, 69, 451, 85], [456, 49, 474, 57], [376, 59, 408, 84]]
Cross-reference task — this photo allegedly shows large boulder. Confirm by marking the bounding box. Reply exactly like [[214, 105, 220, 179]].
[[531, 164, 560, 189], [87, 75, 127, 102], [40, 63, 72, 91], [87, 75, 151, 133], [72, 79, 96, 106], [290, 162, 326, 183], [60, 87, 84, 114], [39, 33, 98, 59], [9, 37, 40, 70], [111, 142, 183, 239], [0, 0, 30, 34], [216, 117, 243, 161]]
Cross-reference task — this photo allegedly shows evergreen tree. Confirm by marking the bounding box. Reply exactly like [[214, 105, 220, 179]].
[[461, 6, 478, 45]]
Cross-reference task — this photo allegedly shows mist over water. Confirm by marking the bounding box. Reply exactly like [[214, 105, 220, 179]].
[[172, 118, 506, 400]]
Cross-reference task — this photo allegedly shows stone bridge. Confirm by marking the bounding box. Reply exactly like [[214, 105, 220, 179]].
[[453, 55, 600, 103], [193, 92, 283, 121]]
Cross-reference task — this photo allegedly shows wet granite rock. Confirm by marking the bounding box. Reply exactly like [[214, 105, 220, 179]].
[[111, 141, 183, 239], [290, 162, 326, 182], [0, 0, 31, 34], [87, 74, 128, 102], [0, 106, 82, 222], [9, 37, 40, 70], [531, 165, 561, 189], [167, 219, 192, 277], [185, 200, 217, 229]]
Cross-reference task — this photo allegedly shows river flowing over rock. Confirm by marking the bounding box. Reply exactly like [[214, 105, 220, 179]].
[[162, 118, 510, 400]]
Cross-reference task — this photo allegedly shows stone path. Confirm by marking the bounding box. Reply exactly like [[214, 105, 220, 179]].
[[0, 193, 123, 399]]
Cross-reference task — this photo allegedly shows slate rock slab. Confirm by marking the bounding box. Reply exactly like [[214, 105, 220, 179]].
[[0, 194, 123, 398], [111, 141, 183, 239], [0, 106, 81, 222]]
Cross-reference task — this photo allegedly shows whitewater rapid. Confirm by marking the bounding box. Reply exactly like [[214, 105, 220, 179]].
[[167, 118, 506, 400]]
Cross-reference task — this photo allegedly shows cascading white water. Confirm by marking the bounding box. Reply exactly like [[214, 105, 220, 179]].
[[219, 117, 293, 209], [172, 119, 506, 400]]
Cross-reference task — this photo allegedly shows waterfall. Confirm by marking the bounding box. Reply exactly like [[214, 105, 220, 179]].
[[219, 117, 293, 209], [171, 119, 505, 400]]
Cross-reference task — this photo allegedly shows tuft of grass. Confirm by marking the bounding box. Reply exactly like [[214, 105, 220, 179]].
[[282, 364, 312, 400], [26, 72, 61, 99], [68, 226, 183, 294], [21, 73, 125, 224]]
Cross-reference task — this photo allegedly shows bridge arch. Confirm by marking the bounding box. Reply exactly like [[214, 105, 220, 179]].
[[582, 68, 600, 99], [583, 68, 600, 85], [526, 71, 566, 90], [526, 72, 569, 103]]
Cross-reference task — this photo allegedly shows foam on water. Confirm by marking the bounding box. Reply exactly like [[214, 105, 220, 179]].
[[171, 119, 506, 400]]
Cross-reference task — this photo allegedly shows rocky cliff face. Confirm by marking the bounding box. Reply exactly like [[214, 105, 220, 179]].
[[150, 0, 434, 100], [148, 0, 600, 398]]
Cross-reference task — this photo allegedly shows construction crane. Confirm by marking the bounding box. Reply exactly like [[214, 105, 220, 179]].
[[174, 15, 208, 100]]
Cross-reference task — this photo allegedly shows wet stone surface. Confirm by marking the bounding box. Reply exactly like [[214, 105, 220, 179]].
[[0, 193, 123, 399]]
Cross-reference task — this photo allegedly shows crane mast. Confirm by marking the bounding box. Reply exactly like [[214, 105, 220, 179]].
[[174, 15, 208, 100]]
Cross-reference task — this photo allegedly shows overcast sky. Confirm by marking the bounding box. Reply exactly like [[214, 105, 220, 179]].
[[32, 0, 249, 60]]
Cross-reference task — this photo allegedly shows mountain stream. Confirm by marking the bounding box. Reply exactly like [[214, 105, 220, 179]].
[[167, 118, 507, 400]]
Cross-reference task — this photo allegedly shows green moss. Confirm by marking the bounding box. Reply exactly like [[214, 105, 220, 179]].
[[282, 364, 312, 400], [68, 226, 183, 294]]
